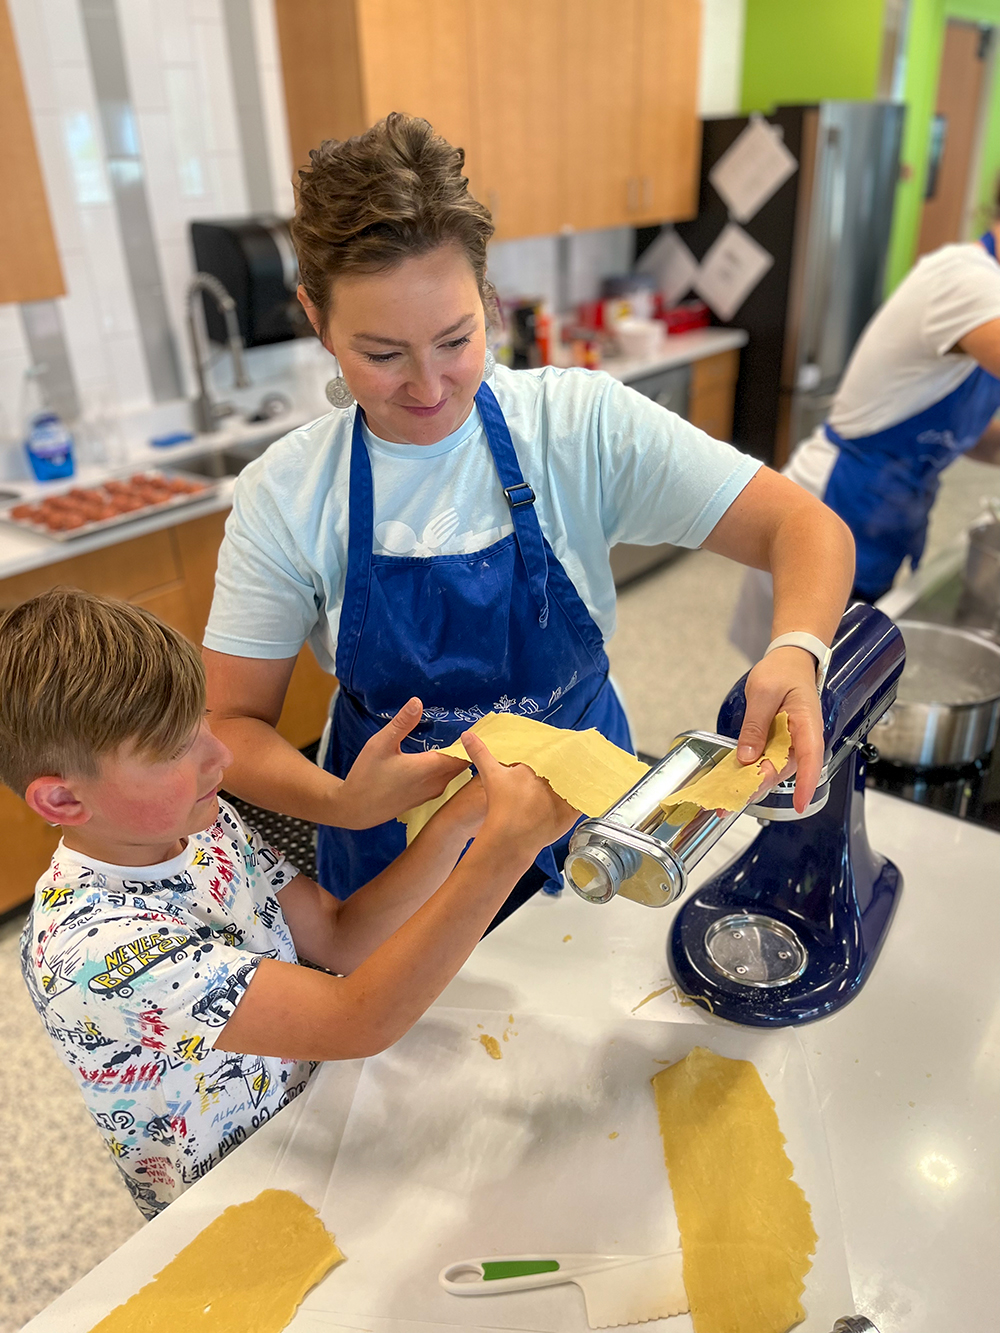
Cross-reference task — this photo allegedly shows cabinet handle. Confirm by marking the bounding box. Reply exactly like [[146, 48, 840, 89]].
[[642, 176, 652, 210], [626, 178, 638, 213]]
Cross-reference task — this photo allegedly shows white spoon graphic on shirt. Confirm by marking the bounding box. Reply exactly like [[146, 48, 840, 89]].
[[376, 509, 463, 556]]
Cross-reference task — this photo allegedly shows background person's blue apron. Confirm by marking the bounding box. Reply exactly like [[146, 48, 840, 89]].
[[822, 231, 1000, 599], [316, 381, 631, 900]]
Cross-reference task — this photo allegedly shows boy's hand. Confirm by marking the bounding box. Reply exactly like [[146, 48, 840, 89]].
[[430, 773, 487, 840], [336, 699, 469, 829], [463, 731, 579, 854]]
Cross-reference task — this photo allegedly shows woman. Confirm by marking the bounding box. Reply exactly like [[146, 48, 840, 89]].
[[733, 208, 1000, 662], [203, 114, 853, 909]]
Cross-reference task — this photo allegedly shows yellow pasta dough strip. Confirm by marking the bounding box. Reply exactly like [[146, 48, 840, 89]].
[[651, 1047, 817, 1333], [89, 1189, 344, 1333], [398, 768, 473, 843], [662, 712, 793, 815], [436, 711, 648, 816]]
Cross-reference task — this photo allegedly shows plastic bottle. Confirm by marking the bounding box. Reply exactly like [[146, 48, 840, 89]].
[[21, 366, 75, 482]]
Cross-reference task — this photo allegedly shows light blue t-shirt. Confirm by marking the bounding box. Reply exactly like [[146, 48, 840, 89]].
[[204, 364, 761, 670]]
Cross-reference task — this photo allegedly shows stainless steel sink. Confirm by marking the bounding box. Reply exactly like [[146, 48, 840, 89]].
[[180, 437, 275, 479]]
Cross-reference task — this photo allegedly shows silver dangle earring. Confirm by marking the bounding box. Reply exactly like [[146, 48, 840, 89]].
[[482, 348, 496, 381], [325, 375, 355, 409]]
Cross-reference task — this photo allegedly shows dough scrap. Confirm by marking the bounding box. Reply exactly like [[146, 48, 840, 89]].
[[398, 769, 472, 843], [89, 1189, 344, 1333], [651, 1047, 816, 1333], [479, 1034, 502, 1059], [436, 712, 648, 816], [661, 712, 792, 815]]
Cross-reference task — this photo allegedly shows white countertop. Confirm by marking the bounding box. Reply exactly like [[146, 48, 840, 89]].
[[20, 790, 999, 1333], [0, 328, 747, 585]]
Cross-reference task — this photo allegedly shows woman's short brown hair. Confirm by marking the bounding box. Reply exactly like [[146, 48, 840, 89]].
[[292, 112, 497, 326], [0, 587, 205, 796]]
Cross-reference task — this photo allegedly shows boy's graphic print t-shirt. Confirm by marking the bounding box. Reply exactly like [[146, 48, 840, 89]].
[[20, 799, 314, 1219]]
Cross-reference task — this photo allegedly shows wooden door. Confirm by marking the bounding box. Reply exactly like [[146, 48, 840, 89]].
[[357, 0, 478, 186], [561, 0, 638, 231], [917, 20, 989, 257], [469, 0, 563, 240], [0, 0, 65, 303], [632, 0, 701, 225]]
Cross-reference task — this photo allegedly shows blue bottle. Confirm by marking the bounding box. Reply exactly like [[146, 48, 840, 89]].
[[21, 367, 75, 482]]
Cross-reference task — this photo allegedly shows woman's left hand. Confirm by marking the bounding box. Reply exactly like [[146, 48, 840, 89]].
[[738, 646, 824, 813]]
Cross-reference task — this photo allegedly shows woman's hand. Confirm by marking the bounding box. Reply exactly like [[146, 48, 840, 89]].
[[426, 773, 487, 841], [337, 698, 470, 829], [738, 646, 824, 813], [463, 731, 580, 853]]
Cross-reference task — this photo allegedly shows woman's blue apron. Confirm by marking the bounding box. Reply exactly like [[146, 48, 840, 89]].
[[316, 380, 632, 899], [822, 231, 1000, 599]]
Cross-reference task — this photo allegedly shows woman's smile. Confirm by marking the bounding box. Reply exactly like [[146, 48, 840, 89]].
[[398, 397, 450, 418]]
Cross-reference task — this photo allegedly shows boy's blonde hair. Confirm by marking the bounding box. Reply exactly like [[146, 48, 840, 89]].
[[0, 587, 205, 796]]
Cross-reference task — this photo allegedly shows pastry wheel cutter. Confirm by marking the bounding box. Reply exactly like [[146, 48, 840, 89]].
[[438, 1251, 687, 1328]]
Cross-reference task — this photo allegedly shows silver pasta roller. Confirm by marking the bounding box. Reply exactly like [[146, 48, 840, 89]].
[[564, 602, 906, 1027]]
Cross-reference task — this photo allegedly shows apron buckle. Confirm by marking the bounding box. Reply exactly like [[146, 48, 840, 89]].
[[504, 482, 536, 509]]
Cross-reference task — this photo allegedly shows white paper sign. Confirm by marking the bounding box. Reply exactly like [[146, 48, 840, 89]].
[[694, 222, 774, 322], [635, 227, 700, 305], [709, 114, 798, 223]]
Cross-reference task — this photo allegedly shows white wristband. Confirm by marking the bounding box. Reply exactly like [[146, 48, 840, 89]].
[[765, 632, 832, 693]]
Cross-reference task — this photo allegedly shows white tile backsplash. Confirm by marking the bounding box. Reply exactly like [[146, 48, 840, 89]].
[[116, 0, 169, 113], [191, 10, 243, 160]]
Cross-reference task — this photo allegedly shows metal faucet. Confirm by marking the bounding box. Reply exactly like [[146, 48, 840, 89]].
[[186, 272, 251, 433]]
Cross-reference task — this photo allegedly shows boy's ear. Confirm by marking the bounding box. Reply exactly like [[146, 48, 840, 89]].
[[24, 776, 90, 828]]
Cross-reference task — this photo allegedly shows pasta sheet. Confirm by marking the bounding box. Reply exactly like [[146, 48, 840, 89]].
[[662, 712, 793, 816], [435, 711, 648, 816], [89, 1189, 343, 1333], [651, 1047, 817, 1333]]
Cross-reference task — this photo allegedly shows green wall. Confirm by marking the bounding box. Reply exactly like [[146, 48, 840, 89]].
[[740, 0, 1000, 294], [740, 1, 886, 113]]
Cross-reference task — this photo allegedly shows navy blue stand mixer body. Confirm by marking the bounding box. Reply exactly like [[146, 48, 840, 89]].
[[564, 603, 906, 1027]]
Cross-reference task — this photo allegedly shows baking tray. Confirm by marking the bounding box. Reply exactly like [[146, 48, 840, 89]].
[[0, 468, 220, 543], [299, 1008, 854, 1332]]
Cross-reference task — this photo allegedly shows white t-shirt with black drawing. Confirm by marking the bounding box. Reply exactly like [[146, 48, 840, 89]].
[[20, 800, 312, 1219]]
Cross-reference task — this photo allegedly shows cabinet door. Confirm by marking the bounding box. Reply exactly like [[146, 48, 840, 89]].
[[358, 0, 478, 184], [0, 0, 64, 303], [273, 0, 367, 173], [561, 0, 638, 231], [632, 0, 701, 225], [470, 0, 563, 240]]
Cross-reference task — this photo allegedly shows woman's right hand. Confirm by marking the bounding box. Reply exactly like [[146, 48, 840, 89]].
[[462, 731, 580, 854], [337, 698, 470, 829]]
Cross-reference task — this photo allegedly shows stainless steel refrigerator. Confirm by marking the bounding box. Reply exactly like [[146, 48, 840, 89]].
[[671, 101, 905, 466]]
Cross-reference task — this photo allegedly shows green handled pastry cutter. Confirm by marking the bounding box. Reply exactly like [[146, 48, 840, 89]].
[[438, 1251, 688, 1328]]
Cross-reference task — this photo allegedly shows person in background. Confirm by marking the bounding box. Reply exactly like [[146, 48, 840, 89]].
[[2, 588, 575, 1217], [202, 112, 854, 916], [732, 197, 1000, 663]]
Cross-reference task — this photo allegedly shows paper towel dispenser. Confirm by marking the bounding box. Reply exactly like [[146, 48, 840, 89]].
[[189, 215, 312, 348]]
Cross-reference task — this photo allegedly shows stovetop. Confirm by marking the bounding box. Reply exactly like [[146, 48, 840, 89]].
[[871, 555, 1000, 832]]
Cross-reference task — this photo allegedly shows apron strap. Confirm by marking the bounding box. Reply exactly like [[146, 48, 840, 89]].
[[982, 230, 997, 259], [337, 407, 376, 686], [475, 380, 550, 628]]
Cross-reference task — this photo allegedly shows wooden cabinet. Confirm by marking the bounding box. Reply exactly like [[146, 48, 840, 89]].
[[470, 0, 563, 239], [0, 509, 336, 916], [632, 0, 702, 226], [274, 0, 702, 240], [687, 348, 740, 442], [0, 0, 65, 303]]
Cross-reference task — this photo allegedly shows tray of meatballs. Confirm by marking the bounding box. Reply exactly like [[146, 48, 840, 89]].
[[0, 470, 217, 542]]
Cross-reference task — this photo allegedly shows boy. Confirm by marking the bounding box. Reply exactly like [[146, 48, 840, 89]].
[[1, 588, 574, 1219]]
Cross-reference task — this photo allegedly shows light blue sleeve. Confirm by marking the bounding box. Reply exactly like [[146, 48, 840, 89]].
[[595, 375, 762, 548], [202, 463, 323, 660]]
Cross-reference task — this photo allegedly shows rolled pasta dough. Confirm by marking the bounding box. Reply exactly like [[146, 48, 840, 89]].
[[651, 1047, 817, 1333], [88, 1189, 344, 1333]]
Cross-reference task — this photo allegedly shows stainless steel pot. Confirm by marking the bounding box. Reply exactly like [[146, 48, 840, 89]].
[[869, 621, 1000, 767]]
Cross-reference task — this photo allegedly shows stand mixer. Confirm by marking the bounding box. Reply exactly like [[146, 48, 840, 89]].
[[563, 603, 906, 1027]]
